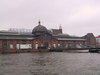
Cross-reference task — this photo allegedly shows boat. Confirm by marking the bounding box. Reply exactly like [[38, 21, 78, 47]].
[[89, 48, 100, 53]]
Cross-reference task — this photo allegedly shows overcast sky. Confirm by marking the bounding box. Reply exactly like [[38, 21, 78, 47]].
[[0, 0, 100, 36]]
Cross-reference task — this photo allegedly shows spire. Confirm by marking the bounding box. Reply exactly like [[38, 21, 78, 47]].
[[59, 24, 63, 33], [38, 20, 41, 25], [59, 24, 62, 29]]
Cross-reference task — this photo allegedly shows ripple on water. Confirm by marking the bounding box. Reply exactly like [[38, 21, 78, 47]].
[[0, 52, 100, 75]]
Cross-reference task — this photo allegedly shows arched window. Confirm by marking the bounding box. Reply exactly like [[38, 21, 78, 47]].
[[53, 43, 56, 48], [10, 40, 14, 48], [35, 44, 38, 49]]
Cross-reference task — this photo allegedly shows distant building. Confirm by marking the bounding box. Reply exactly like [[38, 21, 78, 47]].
[[95, 36, 100, 47], [0, 21, 96, 53], [50, 25, 62, 35], [83, 33, 96, 48], [96, 36, 100, 43]]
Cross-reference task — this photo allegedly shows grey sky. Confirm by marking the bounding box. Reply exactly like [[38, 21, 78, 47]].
[[0, 0, 100, 36]]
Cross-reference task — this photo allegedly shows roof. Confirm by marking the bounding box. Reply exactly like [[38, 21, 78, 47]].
[[0, 35, 34, 40], [54, 34, 70, 37], [0, 29, 85, 41], [51, 29, 62, 35], [32, 25, 48, 33], [57, 38, 85, 41], [0, 31, 34, 36], [54, 34, 85, 41], [0, 31, 34, 40]]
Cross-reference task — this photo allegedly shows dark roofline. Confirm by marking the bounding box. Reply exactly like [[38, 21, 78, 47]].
[[53, 34, 83, 39], [0, 33, 34, 36]]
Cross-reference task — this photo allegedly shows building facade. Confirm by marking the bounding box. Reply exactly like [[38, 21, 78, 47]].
[[95, 36, 100, 47], [83, 33, 96, 48], [0, 21, 95, 53]]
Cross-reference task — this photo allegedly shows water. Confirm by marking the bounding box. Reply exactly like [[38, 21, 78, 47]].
[[0, 51, 100, 75]]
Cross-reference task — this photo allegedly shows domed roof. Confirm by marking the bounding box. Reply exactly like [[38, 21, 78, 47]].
[[32, 21, 48, 33]]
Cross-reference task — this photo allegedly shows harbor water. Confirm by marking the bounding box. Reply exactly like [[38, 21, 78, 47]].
[[0, 51, 100, 75]]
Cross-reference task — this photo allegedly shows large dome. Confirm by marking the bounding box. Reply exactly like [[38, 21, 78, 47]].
[[32, 21, 48, 34]]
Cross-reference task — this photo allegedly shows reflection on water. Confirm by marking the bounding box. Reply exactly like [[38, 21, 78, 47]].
[[0, 51, 100, 75]]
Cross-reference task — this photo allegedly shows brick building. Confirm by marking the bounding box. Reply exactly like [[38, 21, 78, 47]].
[[83, 33, 96, 48], [95, 36, 100, 47], [0, 21, 90, 53]]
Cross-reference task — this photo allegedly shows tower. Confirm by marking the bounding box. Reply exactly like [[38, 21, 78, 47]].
[[59, 25, 62, 33], [38, 20, 41, 25], [59, 24, 62, 29]]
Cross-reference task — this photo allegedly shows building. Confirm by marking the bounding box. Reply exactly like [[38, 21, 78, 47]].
[[96, 36, 100, 44], [95, 36, 100, 47], [0, 21, 95, 53], [83, 33, 96, 48]]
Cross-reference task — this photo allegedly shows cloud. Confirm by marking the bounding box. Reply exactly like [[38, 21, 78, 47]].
[[0, 0, 100, 36], [67, 6, 100, 24]]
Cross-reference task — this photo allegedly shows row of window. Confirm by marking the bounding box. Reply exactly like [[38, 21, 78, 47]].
[[10, 44, 32, 49], [35, 43, 86, 49], [2, 40, 86, 50]]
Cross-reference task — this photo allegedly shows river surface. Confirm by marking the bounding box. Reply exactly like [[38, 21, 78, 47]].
[[0, 51, 100, 75]]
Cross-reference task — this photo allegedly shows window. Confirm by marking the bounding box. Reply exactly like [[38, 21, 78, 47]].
[[66, 44, 68, 48], [29, 40, 33, 44], [10, 40, 14, 48], [58, 43, 60, 47], [10, 44, 13, 48], [3, 40, 7, 50], [35, 44, 38, 49], [16, 44, 20, 49], [53, 43, 56, 48], [22, 40, 26, 44], [36, 41, 38, 44]]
